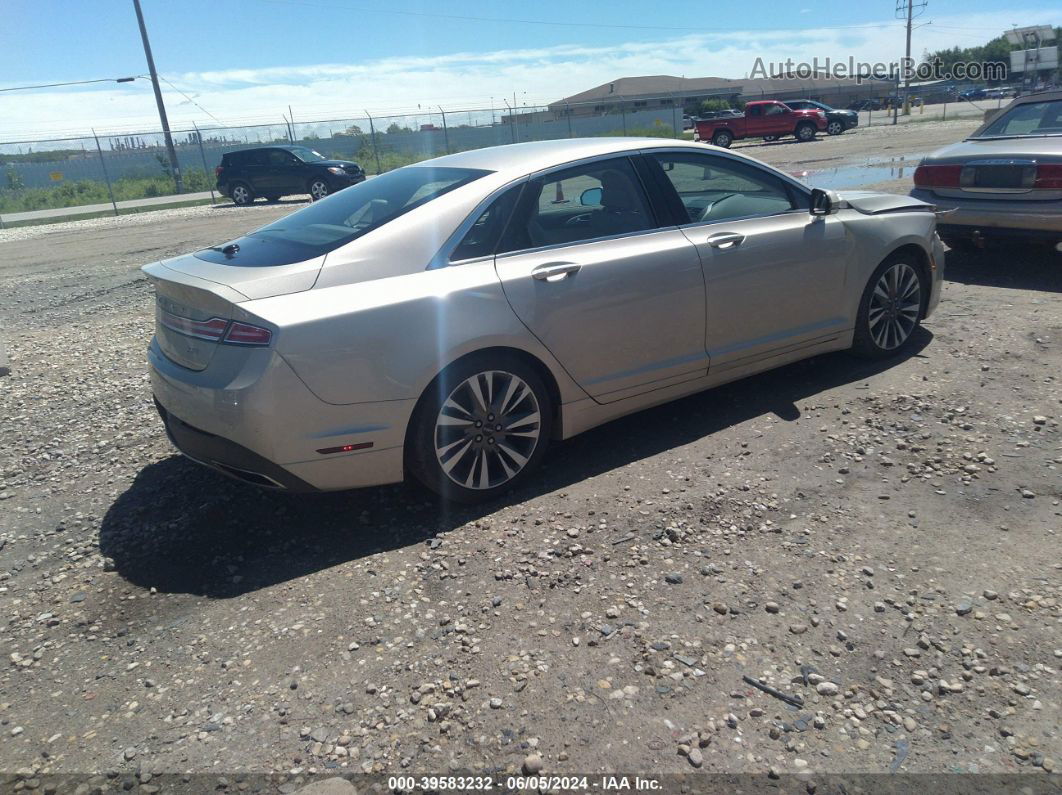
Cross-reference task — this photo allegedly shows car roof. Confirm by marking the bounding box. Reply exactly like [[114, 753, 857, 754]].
[[413, 137, 768, 179]]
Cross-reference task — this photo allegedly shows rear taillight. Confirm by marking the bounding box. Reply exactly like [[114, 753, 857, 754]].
[[223, 322, 272, 346], [1034, 164, 1062, 189], [913, 164, 962, 188], [159, 310, 228, 342], [215, 166, 223, 178], [159, 309, 271, 346]]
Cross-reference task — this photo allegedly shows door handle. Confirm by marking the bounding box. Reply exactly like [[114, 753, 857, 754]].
[[531, 262, 581, 282], [707, 232, 745, 249]]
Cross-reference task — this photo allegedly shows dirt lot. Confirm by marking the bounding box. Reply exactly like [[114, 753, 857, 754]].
[[0, 119, 1059, 790]]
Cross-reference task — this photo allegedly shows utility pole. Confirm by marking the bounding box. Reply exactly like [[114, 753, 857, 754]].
[[895, 0, 927, 118], [132, 0, 183, 193]]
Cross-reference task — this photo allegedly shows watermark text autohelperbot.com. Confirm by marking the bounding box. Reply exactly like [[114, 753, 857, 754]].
[[750, 56, 1007, 83]]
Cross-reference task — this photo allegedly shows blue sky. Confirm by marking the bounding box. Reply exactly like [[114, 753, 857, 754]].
[[0, 0, 1057, 137]]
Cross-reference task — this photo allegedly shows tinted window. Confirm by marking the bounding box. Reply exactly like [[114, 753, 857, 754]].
[[288, 146, 328, 162], [748, 106, 763, 117], [765, 104, 785, 116], [267, 149, 296, 166], [649, 153, 796, 223], [196, 166, 490, 265], [450, 184, 523, 262], [498, 157, 653, 253], [976, 100, 1062, 137]]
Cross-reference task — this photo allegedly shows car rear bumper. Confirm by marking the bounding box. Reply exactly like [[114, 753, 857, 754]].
[[148, 337, 412, 491], [910, 189, 1062, 237]]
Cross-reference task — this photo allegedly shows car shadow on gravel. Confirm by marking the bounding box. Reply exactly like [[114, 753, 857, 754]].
[[100, 330, 931, 599], [944, 246, 1062, 293]]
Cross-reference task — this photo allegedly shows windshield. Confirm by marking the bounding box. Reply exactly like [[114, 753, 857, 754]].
[[974, 99, 1062, 138], [288, 146, 328, 162], [245, 166, 490, 257]]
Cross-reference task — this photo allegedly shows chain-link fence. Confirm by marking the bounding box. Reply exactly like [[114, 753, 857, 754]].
[[0, 90, 1002, 223]]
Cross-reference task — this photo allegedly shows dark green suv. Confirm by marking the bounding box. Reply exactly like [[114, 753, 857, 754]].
[[215, 145, 365, 206]]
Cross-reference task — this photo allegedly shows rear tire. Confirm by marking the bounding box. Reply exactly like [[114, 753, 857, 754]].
[[711, 130, 733, 148], [795, 122, 817, 142], [230, 182, 254, 206], [851, 254, 926, 359], [407, 354, 553, 504]]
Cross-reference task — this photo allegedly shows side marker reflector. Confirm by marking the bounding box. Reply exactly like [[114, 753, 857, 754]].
[[316, 442, 374, 455]]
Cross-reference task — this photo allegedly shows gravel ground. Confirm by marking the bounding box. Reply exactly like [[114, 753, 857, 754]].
[[1, 118, 1060, 790]]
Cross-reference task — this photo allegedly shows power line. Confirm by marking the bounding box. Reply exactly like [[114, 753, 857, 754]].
[[0, 77, 137, 92], [155, 75, 229, 128]]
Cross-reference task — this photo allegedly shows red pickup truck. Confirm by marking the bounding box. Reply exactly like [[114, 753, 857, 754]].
[[694, 101, 828, 148]]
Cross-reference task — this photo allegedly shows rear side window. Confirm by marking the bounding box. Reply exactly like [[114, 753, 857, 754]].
[[450, 184, 524, 262], [199, 166, 491, 264], [976, 100, 1062, 137]]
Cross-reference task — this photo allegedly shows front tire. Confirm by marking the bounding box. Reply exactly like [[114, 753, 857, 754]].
[[795, 122, 817, 142], [308, 178, 330, 201], [711, 130, 733, 148], [851, 255, 926, 358], [826, 120, 845, 135], [763, 135, 779, 142], [407, 355, 553, 503]]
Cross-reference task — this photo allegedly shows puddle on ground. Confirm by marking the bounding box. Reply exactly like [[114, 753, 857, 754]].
[[791, 152, 929, 190]]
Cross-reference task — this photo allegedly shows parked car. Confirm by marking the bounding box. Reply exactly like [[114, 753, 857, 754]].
[[145, 138, 943, 502], [848, 99, 883, 112], [911, 89, 1062, 250], [694, 101, 827, 147], [215, 145, 365, 206], [783, 100, 859, 136], [959, 88, 987, 101]]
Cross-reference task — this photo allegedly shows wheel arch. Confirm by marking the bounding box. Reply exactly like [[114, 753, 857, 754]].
[[403, 345, 566, 458], [882, 241, 933, 311]]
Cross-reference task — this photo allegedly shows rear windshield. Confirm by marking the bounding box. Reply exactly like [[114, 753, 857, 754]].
[[197, 166, 490, 266], [974, 99, 1062, 138]]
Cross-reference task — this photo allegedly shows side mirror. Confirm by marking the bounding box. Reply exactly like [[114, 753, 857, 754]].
[[809, 188, 838, 216], [580, 187, 603, 206]]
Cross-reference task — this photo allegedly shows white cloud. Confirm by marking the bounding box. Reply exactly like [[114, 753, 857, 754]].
[[0, 9, 1052, 139]]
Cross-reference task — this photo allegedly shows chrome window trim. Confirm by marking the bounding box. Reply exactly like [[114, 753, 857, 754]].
[[493, 224, 681, 262], [640, 146, 814, 199]]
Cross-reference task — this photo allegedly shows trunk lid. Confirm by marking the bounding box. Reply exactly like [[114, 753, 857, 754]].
[[143, 258, 249, 371], [920, 137, 1062, 202], [143, 244, 324, 370]]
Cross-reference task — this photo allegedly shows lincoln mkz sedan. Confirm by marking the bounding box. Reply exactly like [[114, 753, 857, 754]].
[[144, 138, 944, 502]]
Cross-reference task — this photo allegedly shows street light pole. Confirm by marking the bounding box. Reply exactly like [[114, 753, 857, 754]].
[[132, 0, 183, 193]]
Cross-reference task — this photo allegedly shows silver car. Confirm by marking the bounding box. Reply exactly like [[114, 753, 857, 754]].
[[911, 89, 1062, 249], [144, 138, 944, 502]]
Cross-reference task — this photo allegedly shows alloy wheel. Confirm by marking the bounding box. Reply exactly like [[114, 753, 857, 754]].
[[310, 180, 329, 200], [868, 262, 921, 350], [827, 121, 844, 135], [433, 370, 541, 490], [232, 185, 249, 204]]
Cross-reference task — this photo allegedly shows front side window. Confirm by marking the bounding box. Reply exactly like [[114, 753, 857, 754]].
[[498, 157, 653, 253], [765, 104, 786, 116], [975, 100, 1062, 137], [648, 153, 797, 223], [267, 149, 296, 166]]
